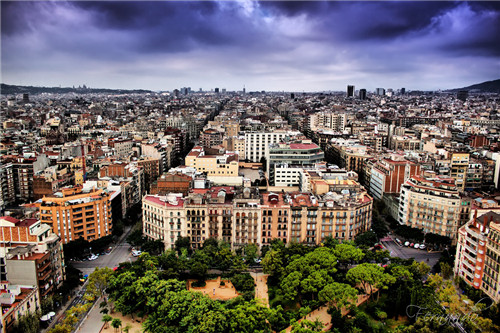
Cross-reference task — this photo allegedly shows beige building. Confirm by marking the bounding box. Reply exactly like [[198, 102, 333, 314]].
[[185, 147, 242, 185], [399, 176, 462, 241], [451, 152, 469, 191], [0, 284, 40, 333], [143, 194, 186, 250]]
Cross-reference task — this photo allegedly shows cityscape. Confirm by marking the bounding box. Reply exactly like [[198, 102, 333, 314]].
[[1, 1, 500, 333]]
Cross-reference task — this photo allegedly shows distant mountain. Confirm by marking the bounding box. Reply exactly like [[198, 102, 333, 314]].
[[1, 83, 154, 95], [448, 79, 500, 93]]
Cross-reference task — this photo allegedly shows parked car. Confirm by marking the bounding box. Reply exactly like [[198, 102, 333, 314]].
[[420, 244, 426, 250], [89, 254, 98, 261], [410, 243, 414, 247], [395, 238, 402, 245], [132, 250, 142, 257], [414, 243, 420, 249], [404, 241, 410, 247]]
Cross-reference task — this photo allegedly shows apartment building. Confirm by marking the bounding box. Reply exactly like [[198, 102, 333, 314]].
[[142, 182, 372, 250], [0, 285, 40, 333], [369, 158, 421, 200], [143, 194, 186, 250], [326, 140, 372, 180], [109, 138, 133, 158], [200, 128, 224, 149], [308, 112, 346, 132], [454, 211, 500, 303], [185, 147, 241, 185], [141, 142, 173, 174], [244, 130, 302, 163], [0, 163, 15, 213], [223, 136, 246, 160], [233, 188, 261, 247], [451, 152, 469, 191], [0, 216, 65, 299], [260, 192, 291, 246], [267, 140, 324, 186], [399, 176, 463, 241], [38, 187, 112, 244], [389, 136, 421, 151]]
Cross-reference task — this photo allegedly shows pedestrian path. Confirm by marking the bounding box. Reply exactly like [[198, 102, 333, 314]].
[[284, 292, 373, 332], [252, 271, 269, 307]]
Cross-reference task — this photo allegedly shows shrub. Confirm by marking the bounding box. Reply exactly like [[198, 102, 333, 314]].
[[191, 280, 206, 288]]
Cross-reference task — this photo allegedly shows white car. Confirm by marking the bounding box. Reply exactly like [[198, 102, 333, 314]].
[[404, 241, 410, 247], [89, 254, 98, 261], [420, 244, 426, 250], [132, 250, 141, 257], [414, 243, 420, 249]]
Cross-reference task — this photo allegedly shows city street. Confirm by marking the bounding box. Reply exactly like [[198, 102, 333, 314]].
[[72, 226, 138, 276], [380, 236, 442, 269]]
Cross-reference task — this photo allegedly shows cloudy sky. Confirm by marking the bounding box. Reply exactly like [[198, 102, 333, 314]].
[[2, 1, 499, 92]]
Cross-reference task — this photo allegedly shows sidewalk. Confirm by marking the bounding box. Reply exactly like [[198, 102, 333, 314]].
[[76, 297, 104, 333], [41, 281, 88, 333]]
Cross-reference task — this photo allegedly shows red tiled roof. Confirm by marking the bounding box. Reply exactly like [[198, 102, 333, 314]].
[[289, 143, 319, 150], [17, 218, 38, 227], [0, 216, 20, 224]]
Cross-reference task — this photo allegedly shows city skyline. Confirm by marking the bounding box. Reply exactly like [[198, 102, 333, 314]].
[[1, 1, 499, 92]]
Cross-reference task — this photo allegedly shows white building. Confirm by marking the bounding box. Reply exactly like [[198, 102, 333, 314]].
[[244, 130, 301, 163]]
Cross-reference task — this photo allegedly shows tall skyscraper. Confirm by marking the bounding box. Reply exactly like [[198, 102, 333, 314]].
[[347, 85, 355, 97], [400, 88, 406, 95], [359, 89, 367, 100], [215, 88, 220, 94], [376, 88, 385, 96]]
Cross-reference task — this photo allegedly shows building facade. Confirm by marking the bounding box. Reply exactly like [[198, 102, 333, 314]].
[[38, 187, 112, 244]]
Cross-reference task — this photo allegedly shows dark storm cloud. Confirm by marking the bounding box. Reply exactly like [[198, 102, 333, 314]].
[[1, 1, 499, 91]]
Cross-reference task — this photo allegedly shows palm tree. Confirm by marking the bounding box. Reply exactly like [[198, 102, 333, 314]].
[[102, 314, 112, 329], [111, 318, 122, 333], [122, 324, 132, 333]]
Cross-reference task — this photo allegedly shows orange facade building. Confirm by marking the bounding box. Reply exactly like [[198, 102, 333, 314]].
[[38, 187, 112, 244]]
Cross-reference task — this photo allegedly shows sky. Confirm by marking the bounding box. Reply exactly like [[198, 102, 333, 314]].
[[1, 1, 500, 92]]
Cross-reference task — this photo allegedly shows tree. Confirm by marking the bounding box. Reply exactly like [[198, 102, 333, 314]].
[[354, 231, 378, 248], [102, 314, 112, 329], [280, 247, 338, 303], [332, 243, 364, 269], [190, 260, 208, 281], [346, 263, 395, 301], [216, 246, 235, 274], [262, 249, 284, 277], [175, 236, 191, 255], [244, 243, 259, 263], [409, 261, 430, 279], [290, 318, 324, 333], [86, 267, 114, 301], [12, 312, 40, 333], [439, 262, 453, 279], [227, 300, 272, 333], [318, 282, 358, 313], [122, 324, 133, 333], [111, 318, 122, 333], [126, 228, 145, 248]]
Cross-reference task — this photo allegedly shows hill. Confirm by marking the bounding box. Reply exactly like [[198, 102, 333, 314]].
[[449, 79, 500, 93], [1, 83, 154, 95]]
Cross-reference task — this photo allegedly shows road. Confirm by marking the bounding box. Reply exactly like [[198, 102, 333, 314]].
[[72, 226, 138, 276], [380, 236, 442, 268]]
